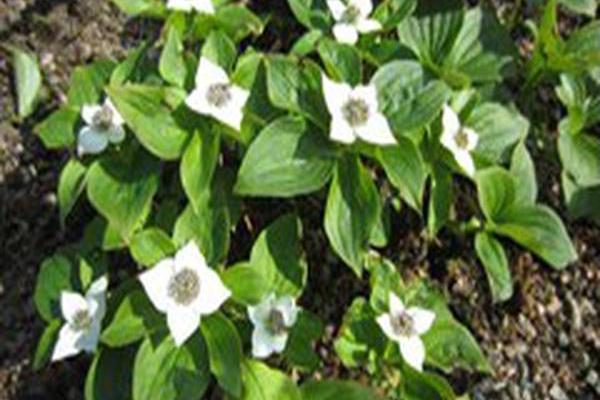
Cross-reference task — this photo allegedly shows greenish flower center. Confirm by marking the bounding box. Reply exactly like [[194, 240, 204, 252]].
[[206, 83, 232, 108], [454, 129, 470, 150], [342, 98, 370, 127], [391, 312, 415, 337], [168, 268, 200, 306], [340, 4, 361, 24], [92, 105, 114, 130], [266, 309, 287, 335], [71, 310, 93, 331]]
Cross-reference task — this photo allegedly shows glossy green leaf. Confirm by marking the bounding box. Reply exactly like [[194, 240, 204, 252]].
[[221, 262, 270, 305], [475, 232, 513, 303], [300, 380, 382, 400], [34, 254, 78, 323], [510, 142, 538, 205], [11, 47, 42, 118], [287, 0, 330, 30], [372, 0, 417, 31], [240, 359, 302, 400], [427, 165, 452, 236], [36, 107, 79, 149], [85, 346, 137, 400], [57, 159, 88, 227], [32, 319, 62, 370], [317, 38, 362, 86], [559, 132, 600, 187], [160, 24, 187, 87], [284, 311, 323, 372], [214, 5, 265, 42], [475, 167, 516, 222], [235, 116, 336, 198], [559, 0, 598, 16], [399, 365, 455, 400], [130, 228, 176, 268], [202, 29, 237, 72], [180, 130, 220, 212], [67, 61, 116, 108]]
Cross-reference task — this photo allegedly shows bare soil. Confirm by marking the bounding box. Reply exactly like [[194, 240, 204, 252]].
[[1, 1, 599, 399]]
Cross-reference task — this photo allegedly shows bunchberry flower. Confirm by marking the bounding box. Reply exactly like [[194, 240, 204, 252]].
[[78, 98, 125, 156], [376, 292, 435, 371], [322, 74, 396, 145], [139, 241, 231, 346], [440, 104, 480, 176], [247, 293, 299, 359], [51, 276, 108, 362], [167, 0, 214, 14], [185, 57, 250, 131], [327, 0, 381, 44]]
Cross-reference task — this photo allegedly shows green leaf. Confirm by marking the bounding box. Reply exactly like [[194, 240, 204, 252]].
[[475, 232, 513, 303], [379, 137, 427, 212], [107, 84, 191, 160], [372, 0, 418, 31], [562, 21, 600, 72], [202, 30, 237, 72], [160, 24, 187, 87], [475, 167, 516, 222], [284, 311, 323, 372], [36, 107, 79, 149], [317, 38, 362, 86], [130, 228, 176, 268], [558, 0, 597, 16], [265, 55, 329, 129], [86, 144, 160, 243], [562, 172, 600, 223], [510, 142, 538, 205], [287, 0, 330, 30], [101, 287, 165, 347], [173, 171, 232, 265], [324, 154, 381, 276], [467, 103, 529, 165], [110, 0, 165, 17], [424, 319, 491, 373], [111, 42, 149, 85], [492, 205, 578, 269], [373, 60, 450, 134], [32, 319, 62, 370], [559, 132, 600, 187], [221, 262, 270, 305], [67, 61, 116, 108], [235, 116, 336, 198], [57, 159, 88, 226], [249, 214, 307, 297], [399, 365, 455, 400], [442, 7, 516, 85], [11, 47, 42, 118], [214, 5, 265, 42], [291, 30, 323, 56], [133, 334, 210, 400], [85, 346, 137, 400], [427, 165, 452, 236], [240, 359, 302, 400], [300, 380, 382, 400], [180, 130, 220, 212], [201, 312, 243, 397], [34, 254, 78, 323]]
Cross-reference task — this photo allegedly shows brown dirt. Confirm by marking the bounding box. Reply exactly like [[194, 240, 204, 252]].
[[0, 1, 599, 400]]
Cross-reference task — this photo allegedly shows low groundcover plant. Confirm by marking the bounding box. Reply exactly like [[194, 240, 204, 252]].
[[24, 0, 599, 398]]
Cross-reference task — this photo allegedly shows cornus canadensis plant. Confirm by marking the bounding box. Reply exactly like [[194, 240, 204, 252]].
[[29, 0, 593, 398]]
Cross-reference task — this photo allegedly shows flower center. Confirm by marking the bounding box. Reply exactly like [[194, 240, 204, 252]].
[[167, 268, 201, 306], [266, 309, 287, 335], [206, 83, 232, 108], [92, 105, 114, 130], [71, 310, 93, 331], [391, 311, 415, 337], [454, 129, 470, 150], [342, 98, 370, 127], [340, 4, 361, 24]]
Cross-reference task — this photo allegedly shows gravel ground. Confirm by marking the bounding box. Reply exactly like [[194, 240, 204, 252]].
[[0, 1, 599, 399]]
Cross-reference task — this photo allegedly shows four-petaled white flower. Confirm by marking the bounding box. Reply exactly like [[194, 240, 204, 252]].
[[327, 0, 381, 44], [440, 104, 480, 176], [139, 241, 231, 346], [167, 0, 214, 14], [52, 276, 108, 362], [322, 74, 396, 145], [78, 98, 125, 156], [185, 57, 250, 132], [248, 293, 299, 359], [376, 292, 435, 372]]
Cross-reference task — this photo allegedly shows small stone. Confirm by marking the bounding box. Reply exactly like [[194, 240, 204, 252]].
[[558, 331, 570, 348], [549, 384, 568, 400]]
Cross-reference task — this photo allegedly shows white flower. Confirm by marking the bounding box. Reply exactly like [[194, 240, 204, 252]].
[[51, 276, 108, 362], [167, 0, 214, 14], [327, 0, 381, 44], [248, 293, 299, 359], [139, 241, 231, 346], [440, 104, 479, 176], [322, 74, 396, 145], [376, 292, 435, 372], [78, 98, 125, 156], [185, 57, 250, 131]]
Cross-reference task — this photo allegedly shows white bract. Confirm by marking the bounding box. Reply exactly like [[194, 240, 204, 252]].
[[139, 241, 231, 346], [376, 292, 435, 372], [51, 276, 108, 362], [440, 104, 480, 176], [327, 0, 381, 44], [166, 0, 214, 14], [78, 98, 125, 156], [322, 74, 396, 145], [248, 293, 299, 359], [185, 57, 250, 131]]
